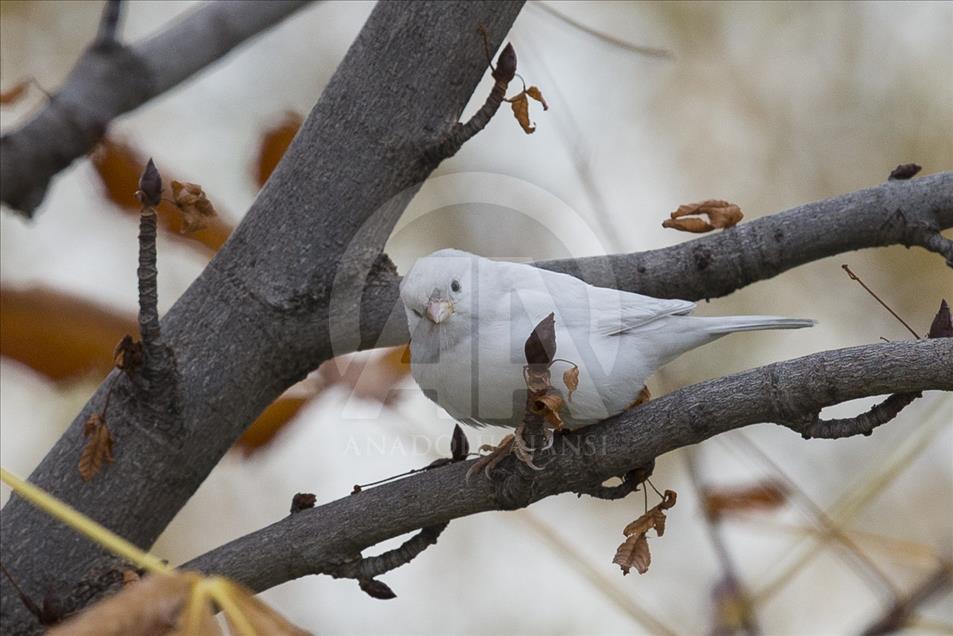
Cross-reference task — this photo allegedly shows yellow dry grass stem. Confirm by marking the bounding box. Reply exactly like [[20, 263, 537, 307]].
[[0, 466, 171, 576]]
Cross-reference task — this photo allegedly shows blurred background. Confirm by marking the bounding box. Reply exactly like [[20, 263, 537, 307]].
[[1, 1, 951, 634]]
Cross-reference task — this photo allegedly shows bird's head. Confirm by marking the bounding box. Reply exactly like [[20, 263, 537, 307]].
[[400, 249, 477, 333]]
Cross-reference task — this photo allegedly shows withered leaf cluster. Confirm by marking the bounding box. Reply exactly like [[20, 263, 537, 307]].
[[663, 200, 743, 233], [507, 85, 549, 134], [524, 313, 574, 431], [613, 490, 677, 575], [79, 414, 114, 481], [171, 181, 218, 234]]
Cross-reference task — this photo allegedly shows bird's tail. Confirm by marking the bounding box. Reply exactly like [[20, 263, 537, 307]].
[[701, 315, 816, 335]]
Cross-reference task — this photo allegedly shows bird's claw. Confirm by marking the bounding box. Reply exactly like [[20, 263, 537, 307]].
[[465, 424, 548, 484]]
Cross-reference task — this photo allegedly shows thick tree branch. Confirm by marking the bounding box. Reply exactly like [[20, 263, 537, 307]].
[[183, 339, 952, 593], [0, 3, 525, 632], [361, 172, 953, 349], [0, 0, 314, 216]]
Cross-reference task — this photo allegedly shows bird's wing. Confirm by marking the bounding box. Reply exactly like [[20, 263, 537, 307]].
[[507, 264, 695, 336], [590, 286, 696, 336]]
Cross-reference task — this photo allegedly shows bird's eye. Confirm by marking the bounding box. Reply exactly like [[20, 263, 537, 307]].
[[451, 279, 461, 293]]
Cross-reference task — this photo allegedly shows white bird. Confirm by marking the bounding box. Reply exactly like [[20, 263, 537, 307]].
[[401, 249, 814, 430]]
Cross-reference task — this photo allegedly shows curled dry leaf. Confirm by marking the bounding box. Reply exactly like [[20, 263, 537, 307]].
[[525, 86, 549, 111], [532, 392, 565, 430], [663, 200, 743, 233], [613, 489, 677, 575], [171, 180, 218, 234], [0, 79, 30, 105], [113, 334, 143, 372], [563, 366, 579, 402], [79, 414, 114, 481], [506, 86, 548, 135], [701, 480, 787, 521]]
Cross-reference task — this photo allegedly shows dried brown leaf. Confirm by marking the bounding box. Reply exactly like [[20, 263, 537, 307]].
[[121, 570, 141, 586], [613, 533, 651, 575], [79, 415, 114, 481], [171, 181, 217, 234], [701, 480, 788, 520], [614, 490, 676, 575], [525, 86, 549, 110], [90, 139, 233, 252], [255, 112, 303, 187], [532, 392, 565, 429], [563, 366, 579, 401], [509, 92, 535, 134], [0, 79, 30, 105], [47, 572, 191, 636], [113, 335, 143, 372], [664, 200, 743, 233]]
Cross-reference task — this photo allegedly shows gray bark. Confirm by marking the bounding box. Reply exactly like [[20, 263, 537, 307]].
[[0, 0, 315, 216], [0, 2, 525, 632], [182, 339, 952, 593]]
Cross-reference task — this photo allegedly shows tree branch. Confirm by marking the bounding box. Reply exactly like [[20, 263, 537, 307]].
[[361, 172, 953, 349], [183, 339, 952, 594], [0, 0, 314, 216], [0, 2, 526, 632]]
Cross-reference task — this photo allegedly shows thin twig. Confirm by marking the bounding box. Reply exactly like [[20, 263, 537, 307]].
[[533, 2, 674, 59], [842, 265, 920, 339], [684, 449, 761, 636]]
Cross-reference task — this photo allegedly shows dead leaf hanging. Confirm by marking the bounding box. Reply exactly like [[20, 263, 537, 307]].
[[170, 181, 217, 234], [563, 366, 579, 402], [613, 490, 676, 575]]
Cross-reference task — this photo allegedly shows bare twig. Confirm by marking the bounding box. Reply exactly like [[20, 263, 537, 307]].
[[841, 264, 920, 339], [183, 339, 952, 594], [1, 0, 314, 215], [794, 392, 922, 440], [428, 40, 517, 161], [533, 2, 674, 59]]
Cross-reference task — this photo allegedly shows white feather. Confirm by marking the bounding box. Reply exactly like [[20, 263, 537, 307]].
[[400, 250, 814, 429]]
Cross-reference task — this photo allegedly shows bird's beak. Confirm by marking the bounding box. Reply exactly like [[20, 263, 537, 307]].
[[425, 299, 453, 324]]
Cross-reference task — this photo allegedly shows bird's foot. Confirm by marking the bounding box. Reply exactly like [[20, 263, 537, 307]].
[[466, 421, 549, 483]]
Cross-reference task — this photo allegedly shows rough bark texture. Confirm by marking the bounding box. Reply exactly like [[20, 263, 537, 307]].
[[0, 2, 525, 632], [0, 0, 314, 216], [183, 339, 952, 593], [362, 172, 953, 349]]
